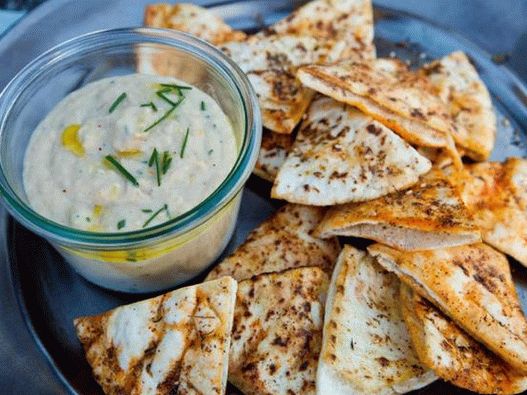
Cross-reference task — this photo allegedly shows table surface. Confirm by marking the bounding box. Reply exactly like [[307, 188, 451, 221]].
[[0, 1, 526, 394]]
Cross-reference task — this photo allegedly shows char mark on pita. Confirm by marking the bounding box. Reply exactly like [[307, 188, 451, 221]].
[[229, 267, 328, 395], [74, 277, 237, 395]]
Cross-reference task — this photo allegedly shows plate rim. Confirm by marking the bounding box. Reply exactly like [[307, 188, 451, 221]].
[[3, 2, 527, 394]]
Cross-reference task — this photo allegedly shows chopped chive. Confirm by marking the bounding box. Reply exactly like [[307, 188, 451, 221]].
[[109, 92, 127, 113], [142, 204, 168, 228], [200, 101, 206, 111], [105, 155, 139, 186], [208, 149, 214, 155], [117, 219, 126, 230], [160, 83, 192, 91], [140, 102, 158, 112], [161, 151, 172, 174], [142, 209, 153, 213], [148, 148, 161, 186], [180, 128, 190, 158], [156, 91, 179, 107]]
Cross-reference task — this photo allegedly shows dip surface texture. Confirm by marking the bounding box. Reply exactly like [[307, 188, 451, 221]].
[[23, 74, 237, 232]]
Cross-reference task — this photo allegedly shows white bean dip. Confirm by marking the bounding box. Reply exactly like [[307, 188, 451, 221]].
[[23, 74, 237, 232]]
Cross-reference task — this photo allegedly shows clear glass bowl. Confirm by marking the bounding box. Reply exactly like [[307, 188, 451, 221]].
[[0, 28, 261, 293]]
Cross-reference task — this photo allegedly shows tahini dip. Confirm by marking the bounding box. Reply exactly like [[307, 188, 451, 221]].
[[23, 74, 237, 232]]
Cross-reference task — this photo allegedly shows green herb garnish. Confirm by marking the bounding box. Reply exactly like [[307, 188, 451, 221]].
[[161, 151, 172, 174], [105, 155, 139, 186], [160, 83, 192, 92], [200, 101, 206, 111], [109, 92, 127, 113], [180, 128, 190, 158], [148, 148, 161, 186], [140, 102, 158, 112], [156, 90, 179, 107], [208, 149, 214, 155], [142, 204, 168, 228], [144, 84, 189, 132], [144, 106, 177, 132], [141, 209, 153, 213], [117, 219, 126, 230]]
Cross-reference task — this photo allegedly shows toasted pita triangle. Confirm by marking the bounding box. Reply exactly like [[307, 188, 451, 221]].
[[368, 243, 527, 373], [451, 158, 527, 268], [316, 176, 481, 250], [254, 130, 295, 182], [144, 3, 246, 44], [221, 34, 332, 134], [297, 59, 462, 167], [271, 96, 432, 206], [317, 245, 436, 395], [206, 204, 340, 282], [229, 267, 328, 395], [74, 277, 237, 395], [421, 51, 496, 161], [400, 284, 527, 395], [264, 0, 376, 61]]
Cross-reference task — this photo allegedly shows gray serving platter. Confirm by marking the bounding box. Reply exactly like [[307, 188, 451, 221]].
[[0, 1, 527, 394]]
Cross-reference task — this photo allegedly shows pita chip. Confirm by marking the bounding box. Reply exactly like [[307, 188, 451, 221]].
[[271, 96, 432, 206], [316, 176, 481, 250], [317, 246, 436, 395], [206, 204, 340, 282], [74, 277, 237, 395], [452, 158, 527, 267], [421, 51, 496, 161], [220, 34, 333, 134], [401, 284, 527, 395], [254, 130, 294, 182], [229, 267, 328, 395], [368, 243, 527, 374], [264, 0, 376, 61], [144, 3, 246, 45], [297, 58, 462, 167]]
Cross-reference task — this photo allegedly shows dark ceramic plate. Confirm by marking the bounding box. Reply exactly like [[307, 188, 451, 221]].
[[2, 1, 527, 394]]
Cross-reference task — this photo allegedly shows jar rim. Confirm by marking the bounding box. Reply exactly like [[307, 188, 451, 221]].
[[0, 27, 262, 247]]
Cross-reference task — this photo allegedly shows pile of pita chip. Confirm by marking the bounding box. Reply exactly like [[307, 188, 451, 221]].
[[74, 277, 237, 395], [229, 267, 328, 395], [318, 245, 436, 394], [421, 51, 496, 161], [401, 285, 527, 394], [369, 243, 527, 374], [316, 175, 481, 250], [271, 96, 432, 205], [206, 204, 340, 282]]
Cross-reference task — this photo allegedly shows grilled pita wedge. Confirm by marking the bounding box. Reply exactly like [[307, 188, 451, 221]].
[[229, 267, 328, 395], [254, 130, 294, 182], [317, 246, 436, 395], [297, 59, 462, 167], [206, 204, 340, 282], [74, 277, 237, 395], [368, 243, 527, 373], [421, 51, 496, 161], [264, 0, 375, 61], [144, 3, 246, 44], [453, 158, 527, 267], [220, 34, 333, 134], [271, 96, 432, 206], [316, 176, 480, 250], [401, 284, 527, 395]]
